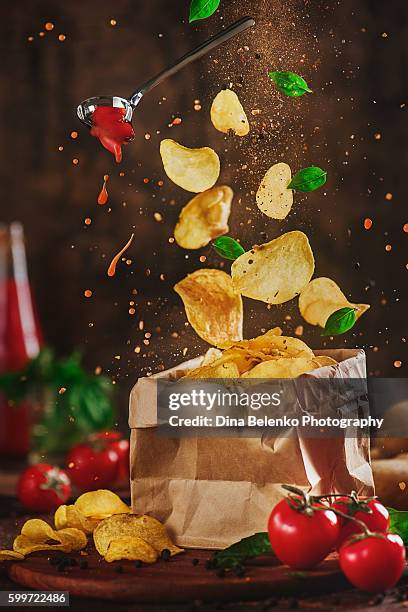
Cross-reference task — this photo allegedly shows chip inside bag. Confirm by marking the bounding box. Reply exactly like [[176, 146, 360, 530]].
[[174, 186, 233, 249], [299, 277, 370, 328]]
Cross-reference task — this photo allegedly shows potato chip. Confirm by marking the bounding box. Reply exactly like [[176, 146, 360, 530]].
[[174, 186, 233, 249], [224, 328, 314, 359], [16, 519, 87, 556], [312, 355, 338, 368], [13, 525, 86, 556], [160, 139, 220, 193], [210, 89, 249, 136], [21, 519, 58, 543], [74, 490, 130, 519], [256, 163, 293, 219], [93, 514, 183, 558], [0, 550, 24, 561], [174, 269, 243, 346], [201, 347, 223, 365], [298, 277, 370, 328], [242, 357, 316, 378], [13, 536, 66, 556], [231, 231, 315, 304], [185, 347, 259, 378], [104, 536, 158, 563], [55, 505, 101, 534], [56, 528, 88, 551]]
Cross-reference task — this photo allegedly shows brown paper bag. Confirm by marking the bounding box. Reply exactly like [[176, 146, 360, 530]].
[[129, 348, 374, 549]]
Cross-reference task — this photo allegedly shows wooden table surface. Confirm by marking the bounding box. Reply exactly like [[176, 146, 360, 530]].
[[0, 495, 407, 611]]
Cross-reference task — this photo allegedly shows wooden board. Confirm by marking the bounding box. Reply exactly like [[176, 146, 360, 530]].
[[7, 547, 350, 603]]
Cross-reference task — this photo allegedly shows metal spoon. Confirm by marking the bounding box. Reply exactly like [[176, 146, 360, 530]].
[[77, 16, 255, 128]]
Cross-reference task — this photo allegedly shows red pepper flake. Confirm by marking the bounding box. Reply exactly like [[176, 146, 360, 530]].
[[363, 218, 373, 230]]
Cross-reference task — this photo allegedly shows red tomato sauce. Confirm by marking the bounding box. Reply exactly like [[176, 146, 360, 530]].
[[90, 107, 134, 163]]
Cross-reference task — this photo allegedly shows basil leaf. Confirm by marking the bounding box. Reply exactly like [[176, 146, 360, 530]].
[[213, 236, 245, 261], [321, 307, 357, 337], [388, 508, 408, 545], [288, 166, 327, 192], [212, 532, 273, 569], [268, 71, 312, 97], [189, 0, 220, 22]]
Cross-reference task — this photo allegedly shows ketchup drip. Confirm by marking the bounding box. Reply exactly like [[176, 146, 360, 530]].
[[97, 174, 109, 205], [90, 107, 135, 163]]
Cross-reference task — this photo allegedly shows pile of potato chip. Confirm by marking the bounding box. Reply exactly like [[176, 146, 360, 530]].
[[0, 519, 87, 561], [0, 490, 182, 565], [183, 327, 338, 379]]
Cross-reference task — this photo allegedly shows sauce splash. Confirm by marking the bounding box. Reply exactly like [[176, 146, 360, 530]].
[[90, 107, 135, 163], [107, 233, 134, 277], [97, 174, 109, 205]]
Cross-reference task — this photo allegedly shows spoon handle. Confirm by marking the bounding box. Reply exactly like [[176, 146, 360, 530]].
[[130, 16, 255, 105]]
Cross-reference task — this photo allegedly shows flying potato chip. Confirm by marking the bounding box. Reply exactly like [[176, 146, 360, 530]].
[[256, 163, 293, 220], [160, 139, 220, 193], [55, 504, 99, 534], [0, 550, 24, 561], [174, 269, 243, 346], [298, 277, 370, 328], [174, 186, 233, 249], [242, 357, 316, 378], [231, 231, 315, 304], [74, 490, 130, 519], [104, 536, 158, 563], [312, 355, 338, 368], [210, 89, 249, 136], [93, 514, 183, 558]]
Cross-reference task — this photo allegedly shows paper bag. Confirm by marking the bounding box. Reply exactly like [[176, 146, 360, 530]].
[[129, 348, 374, 549]]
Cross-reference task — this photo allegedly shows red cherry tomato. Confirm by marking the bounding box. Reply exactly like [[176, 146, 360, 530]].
[[93, 431, 130, 480], [66, 440, 119, 491], [332, 496, 389, 549], [17, 464, 71, 512], [268, 497, 340, 569], [107, 439, 129, 480], [339, 533, 406, 592]]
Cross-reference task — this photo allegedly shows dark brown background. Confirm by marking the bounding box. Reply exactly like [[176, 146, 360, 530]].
[[0, 0, 407, 428]]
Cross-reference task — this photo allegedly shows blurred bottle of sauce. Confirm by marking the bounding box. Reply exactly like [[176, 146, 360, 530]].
[[0, 223, 42, 457]]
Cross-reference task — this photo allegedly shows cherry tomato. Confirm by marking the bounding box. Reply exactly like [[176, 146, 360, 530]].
[[268, 497, 340, 569], [17, 464, 71, 512], [332, 496, 389, 549], [66, 439, 119, 491], [339, 533, 406, 592], [93, 431, 130, 480]]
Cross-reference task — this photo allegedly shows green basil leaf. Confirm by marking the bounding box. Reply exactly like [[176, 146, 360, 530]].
[[268, 71, 312, 97], [212, 532, 273, 569], [213, 236, 245, 261], [321, 307, 357, 337], [288, 166, 327, 192], [189, 0, 220, 22], [388, 508, 408, 545]]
